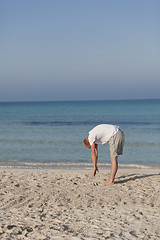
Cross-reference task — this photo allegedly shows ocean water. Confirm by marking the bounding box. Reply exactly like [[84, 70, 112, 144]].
[[0, 99, 160, 168]]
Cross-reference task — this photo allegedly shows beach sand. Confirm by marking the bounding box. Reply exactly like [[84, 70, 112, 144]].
[[0, 167, 159, 239]]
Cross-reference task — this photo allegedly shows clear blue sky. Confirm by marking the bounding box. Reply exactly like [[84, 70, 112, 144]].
[[0, 0, 160, 101]]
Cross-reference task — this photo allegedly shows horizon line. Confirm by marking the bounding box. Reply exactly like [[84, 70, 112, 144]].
[[0, 98, 160, 103]]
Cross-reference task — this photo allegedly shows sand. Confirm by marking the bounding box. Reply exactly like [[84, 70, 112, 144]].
[[0, 167, 160, 240]]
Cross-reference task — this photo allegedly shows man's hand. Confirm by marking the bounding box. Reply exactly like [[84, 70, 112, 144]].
[[93, 166, 99, 176]]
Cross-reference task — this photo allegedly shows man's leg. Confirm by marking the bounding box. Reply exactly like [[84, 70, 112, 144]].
[[103, 156, 118, 185], [109, 156, 118, 183]]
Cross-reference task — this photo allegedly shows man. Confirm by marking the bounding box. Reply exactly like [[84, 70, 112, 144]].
[[83, 124, 124, 185]]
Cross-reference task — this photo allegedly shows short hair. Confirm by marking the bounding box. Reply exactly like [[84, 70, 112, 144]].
[[83, 137, 90, 148]]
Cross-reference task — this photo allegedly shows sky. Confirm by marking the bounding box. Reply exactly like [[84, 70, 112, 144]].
[[0, 0, 160, 101]]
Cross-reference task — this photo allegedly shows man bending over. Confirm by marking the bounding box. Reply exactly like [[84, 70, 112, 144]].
[[83, 124, 125, 185]]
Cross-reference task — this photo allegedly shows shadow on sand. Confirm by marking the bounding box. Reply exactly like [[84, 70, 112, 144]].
[[115, 173, 160, 184]]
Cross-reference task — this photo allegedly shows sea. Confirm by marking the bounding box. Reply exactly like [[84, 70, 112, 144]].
[[0, 99, 160, 169]]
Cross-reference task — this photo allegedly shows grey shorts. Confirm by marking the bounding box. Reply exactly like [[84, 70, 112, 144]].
[[108, 129, 125, 157]]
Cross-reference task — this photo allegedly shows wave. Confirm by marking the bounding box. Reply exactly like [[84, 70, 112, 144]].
[[0, 139, 159, 147], [1, 119, 159, 129], [22, 120, 160, 127], [25, 120, 97, 126], [0, 161, 159, 169], [0, 139, 81, 145], [125, 142, 160, 147]]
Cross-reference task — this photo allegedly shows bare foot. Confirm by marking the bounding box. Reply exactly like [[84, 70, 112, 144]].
[[102, 179, 114, 186]]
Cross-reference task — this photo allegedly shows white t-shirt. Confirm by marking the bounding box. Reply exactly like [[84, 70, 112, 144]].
[[88, 124, 119, 145]]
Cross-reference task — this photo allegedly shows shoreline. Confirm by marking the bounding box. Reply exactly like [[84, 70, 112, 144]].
[[0, 162, 160, 170]]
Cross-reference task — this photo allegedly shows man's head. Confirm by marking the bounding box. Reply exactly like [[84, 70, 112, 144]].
[[83, 137, 91, 148]]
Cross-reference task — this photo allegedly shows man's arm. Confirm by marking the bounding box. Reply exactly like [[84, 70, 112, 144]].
[[91, 142, 99, 176]]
